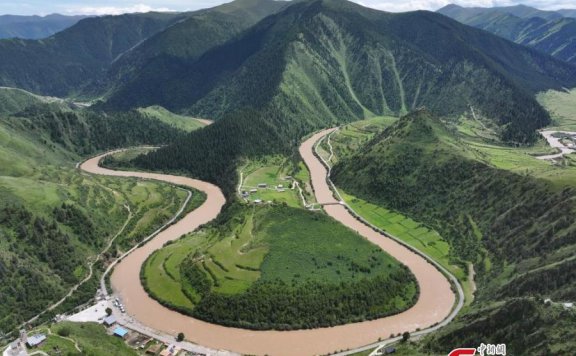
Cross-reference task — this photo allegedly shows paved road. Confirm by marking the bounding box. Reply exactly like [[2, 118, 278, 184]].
[[537, 131, 576, 160]]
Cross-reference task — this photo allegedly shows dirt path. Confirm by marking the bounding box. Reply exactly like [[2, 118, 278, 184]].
[[21, 202, 132, 328], [77, 131, 457, 356]]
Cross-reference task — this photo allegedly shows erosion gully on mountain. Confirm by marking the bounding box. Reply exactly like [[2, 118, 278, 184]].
[[79, 129, 455, 356]]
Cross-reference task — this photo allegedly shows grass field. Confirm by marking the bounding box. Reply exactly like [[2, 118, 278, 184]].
[[338, 190, 476, 305], [32, 322, 137, 356], [142, 205, 418, 328], [326, 116, 398, 163], [538, 88, 576, 130], [455, 115, 576, 189], [138, 106, 207, 132]]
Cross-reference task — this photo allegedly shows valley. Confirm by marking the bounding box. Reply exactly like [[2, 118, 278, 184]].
[[1, 0, 576, 355], [63, 129, 453, 356]]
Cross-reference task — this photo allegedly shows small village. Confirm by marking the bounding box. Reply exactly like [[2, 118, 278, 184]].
[[240, 180, 291, 205], [3, 292, 215, 356]]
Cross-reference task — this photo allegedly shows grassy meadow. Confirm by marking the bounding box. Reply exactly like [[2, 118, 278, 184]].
[[32, 322, 137, 356], [138, 105, 208, 132]]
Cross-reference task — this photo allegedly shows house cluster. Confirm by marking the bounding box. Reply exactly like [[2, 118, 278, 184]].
[[101, 316, 197, 355]]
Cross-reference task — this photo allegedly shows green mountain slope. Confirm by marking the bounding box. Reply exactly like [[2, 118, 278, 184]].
[[0, 0, 287, 98], [133, 0, 576, 197], [0, 88, 208, 334], [0, 14, 89, 40], [438, 4, 576, 64], [108, 0, 576, 143], [0, 12, 187, 97], [559, 9, 576, 18], [438, 4, 564, 21], [89, 0, 289, 97], [332, 109, 576, 355]]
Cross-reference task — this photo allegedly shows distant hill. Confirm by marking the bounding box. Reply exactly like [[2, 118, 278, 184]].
[[0, 14, 88, 39], [88, 0, 290, 97], [0, 0, 288, 98], [332, 109, 576, 355], [438, 4, 576, 64], [438, 4, 564, 21], [558, 9, 576, 18]]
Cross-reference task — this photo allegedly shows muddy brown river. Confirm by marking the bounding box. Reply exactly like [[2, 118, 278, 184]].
[[80, 130, 455, 356]]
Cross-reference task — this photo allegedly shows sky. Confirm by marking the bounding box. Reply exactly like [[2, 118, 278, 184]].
[[1, 0, 575, 16]]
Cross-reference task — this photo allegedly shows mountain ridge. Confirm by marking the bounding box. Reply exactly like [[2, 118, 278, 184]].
[[438, 4, 576, 64], [108, 0, 576, 143], [0, 14, 89, 39]]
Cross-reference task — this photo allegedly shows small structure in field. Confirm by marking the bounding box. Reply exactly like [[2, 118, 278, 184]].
[[26, 334, 46, 348], [257, 183, 267, 188], [254, 199, 262, 204], [249, 188, 258, 193]]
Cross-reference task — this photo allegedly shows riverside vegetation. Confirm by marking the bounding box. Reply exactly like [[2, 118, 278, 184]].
[[142, 205, 418, 330]]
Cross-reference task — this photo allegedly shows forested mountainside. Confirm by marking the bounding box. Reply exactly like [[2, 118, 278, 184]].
[[87, 0, 289, 97], [0, 12, 188, 97], [0, 0, 288, 98], [439, 4, 565, 22], [332, 109, 576, 354], [0, 14, 88, 40], [109, 0, 576, 141], [438, 4, 576, 64], [133, 0, 576, 198], [0, 89, 198, 333]]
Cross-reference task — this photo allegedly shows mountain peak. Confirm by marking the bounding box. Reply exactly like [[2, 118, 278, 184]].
[[379, 108, 445, 145]]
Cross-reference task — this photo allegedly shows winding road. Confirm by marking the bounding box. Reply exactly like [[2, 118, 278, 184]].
[[79, 129, 456, 356], [537, 131, 576, 160]]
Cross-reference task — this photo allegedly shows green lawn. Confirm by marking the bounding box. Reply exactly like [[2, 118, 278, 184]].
[[256, 206, 405, 285]]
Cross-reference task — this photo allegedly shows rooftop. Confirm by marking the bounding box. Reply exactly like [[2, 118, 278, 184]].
[[113, 327, 129, 338], [26, 334, 46, 347]]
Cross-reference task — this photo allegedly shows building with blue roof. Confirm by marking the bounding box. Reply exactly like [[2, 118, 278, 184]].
[[113, 326, 129, 339]]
